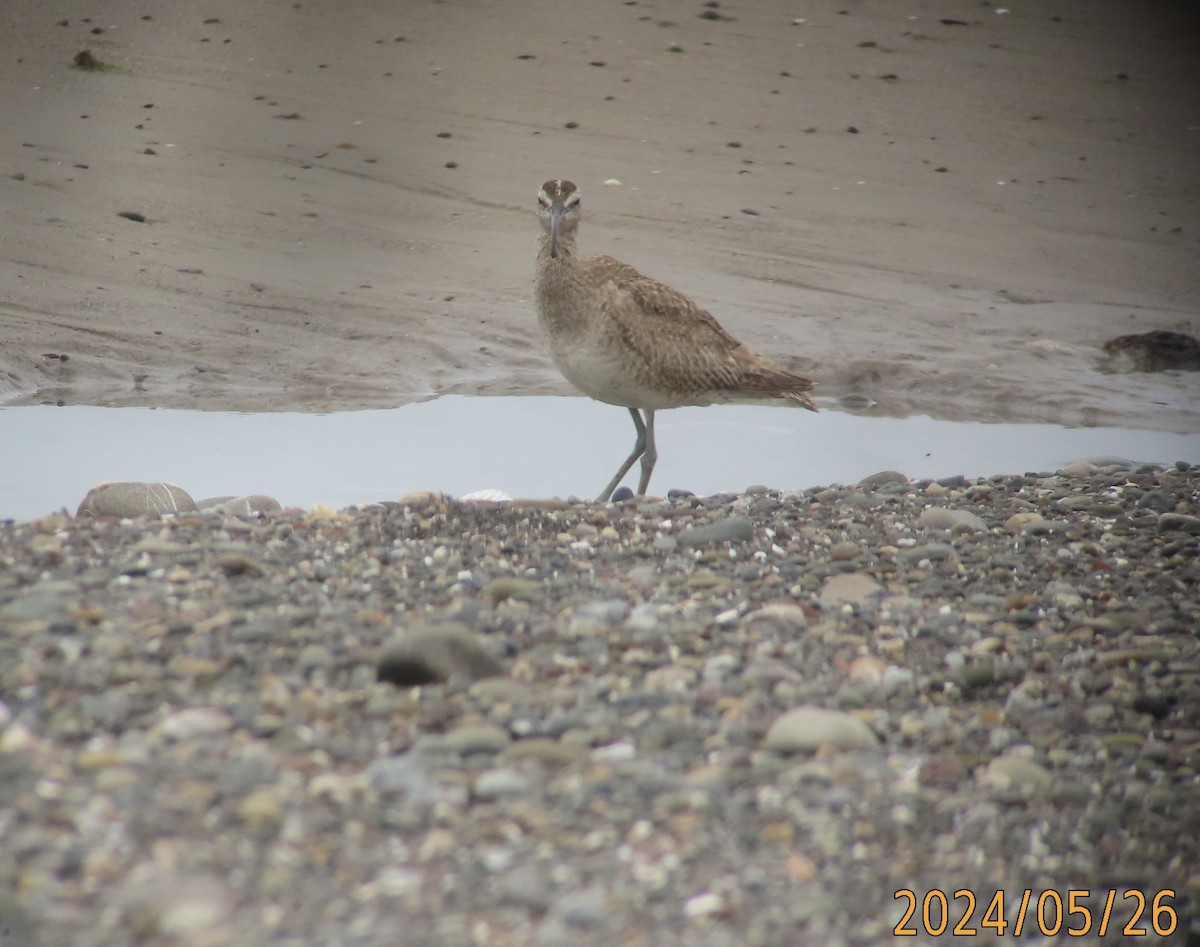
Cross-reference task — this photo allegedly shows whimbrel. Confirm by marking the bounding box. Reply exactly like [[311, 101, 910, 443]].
[[534, 179, 818, 501]]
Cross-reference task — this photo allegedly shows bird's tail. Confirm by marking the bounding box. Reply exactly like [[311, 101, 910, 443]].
[[784, 387, 819, 412]]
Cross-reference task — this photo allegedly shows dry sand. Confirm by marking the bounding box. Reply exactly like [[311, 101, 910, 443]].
[[2, 0, 1198, 433]]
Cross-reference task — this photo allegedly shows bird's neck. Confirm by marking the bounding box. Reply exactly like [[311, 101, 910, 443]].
[[538, 229, 578, 263], [535, 235, 588, 336]]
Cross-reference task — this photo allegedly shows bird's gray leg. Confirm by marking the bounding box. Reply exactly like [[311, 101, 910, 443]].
[[636, 409, 657, 496], [596, 408, 647, 502]]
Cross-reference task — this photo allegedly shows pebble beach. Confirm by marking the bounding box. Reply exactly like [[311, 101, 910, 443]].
[[2, 461, 1197, 945]]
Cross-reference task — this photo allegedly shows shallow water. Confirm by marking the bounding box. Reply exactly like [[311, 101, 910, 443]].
[[2, 395, 1198, 520]]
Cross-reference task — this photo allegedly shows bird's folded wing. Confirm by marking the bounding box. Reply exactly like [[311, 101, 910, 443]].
[[586, 256, 812, 404], [587, 257, 743, 383]]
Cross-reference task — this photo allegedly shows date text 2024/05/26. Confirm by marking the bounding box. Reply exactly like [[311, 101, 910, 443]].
[[893, 888, 1178, 938]]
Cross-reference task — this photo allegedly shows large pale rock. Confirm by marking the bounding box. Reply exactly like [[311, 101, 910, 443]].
[[196, 494, 282, 515], [76, 481, 195, 518], [762, 706, 879, 753]]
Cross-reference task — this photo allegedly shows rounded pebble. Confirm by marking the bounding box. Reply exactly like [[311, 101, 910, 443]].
[[762, 706, 880, 753]]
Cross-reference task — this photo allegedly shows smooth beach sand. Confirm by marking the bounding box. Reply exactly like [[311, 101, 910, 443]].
[[2, 0, 1197, 432]]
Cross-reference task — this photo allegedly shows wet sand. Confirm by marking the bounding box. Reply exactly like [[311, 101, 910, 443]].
[[2, 0, 1198, 432]]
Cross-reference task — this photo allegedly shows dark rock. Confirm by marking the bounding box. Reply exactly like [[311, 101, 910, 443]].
[[1101, 330, 1200, 372], [73, 49, 104, 71]]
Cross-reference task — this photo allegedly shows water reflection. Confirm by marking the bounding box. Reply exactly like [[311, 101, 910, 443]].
[[1, 395, 1197, 520]]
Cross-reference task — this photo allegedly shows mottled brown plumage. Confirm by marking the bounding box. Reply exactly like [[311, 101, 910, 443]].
[[534, 178, 816, 501]]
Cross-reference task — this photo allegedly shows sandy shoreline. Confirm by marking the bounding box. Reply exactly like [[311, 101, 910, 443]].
[[2, 0, 1197, 435]]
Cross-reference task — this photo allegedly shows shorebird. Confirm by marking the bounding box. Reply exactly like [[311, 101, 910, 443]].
[[534, 179, 818, 502]]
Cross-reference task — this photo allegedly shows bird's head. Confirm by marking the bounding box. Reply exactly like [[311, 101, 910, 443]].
[[537, 179, 581, 259]]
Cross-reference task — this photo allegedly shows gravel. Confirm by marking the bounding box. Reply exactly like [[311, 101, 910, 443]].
[[1, 461, 1197, 946]]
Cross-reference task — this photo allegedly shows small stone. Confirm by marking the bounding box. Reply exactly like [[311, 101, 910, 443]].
[[152, 707, 233, 741], [461, 488, 511, 502], [625, 601, 662, 632], [557, 887, 609, 928], [759, 821, 794, 845], [1084, 702, 1115, 726], [366, 754, 439, 799], [762, 706, 879, 753], [485, 577, 539, 603], [1044, 580, 1083, 609], [683, 891, 727, 918], [169, 656, 223, 680], [297, 643, 334, 674], [197, 494, 281, 515], [591, 741, 636, 763], [0, 579, 80, 623], [473, 767, 530, 799], [917, 508, 987, 533], [739, 603, 809, 634], [818, 572, 883, 608], [881, 665, 915, 693], [847, 655, 886, 686], [0, 722, 36, 752], [1100, 733, 1144, 753], [676, 515, 754, 546], [29, 534, 63, 563], [567, 598, 629, 635], [1131, 694, 1174, 719], [74, 49, 106, 71], [398, 490, 439, 506], [443, 724, 510, 755], [897, 542, 957, 564], [377, 625, 504, 685], [214, 552, 264, 577], [1158, 513, 1200, 534], [918, 752, 967, 787], [980, 750, 1052, 799], [123, 873, 234, 939], [1004, 511, 1044, 532], [469, 678, 531, 705], [858, 470, 909, 488], [956, 662, 997, 693], [76, 481, 195, 517], [238, 787, 285, 831], [77, 746, 124, 771], [503, 739, 588, 767], [498, 865, 554, 913], [0, 889, 31, 942]]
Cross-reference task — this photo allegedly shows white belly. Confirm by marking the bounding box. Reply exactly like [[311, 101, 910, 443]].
[[550, 341, 702, 410]]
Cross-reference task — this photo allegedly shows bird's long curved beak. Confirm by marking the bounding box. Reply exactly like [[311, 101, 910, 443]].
[[549, 202, 563, 259]]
